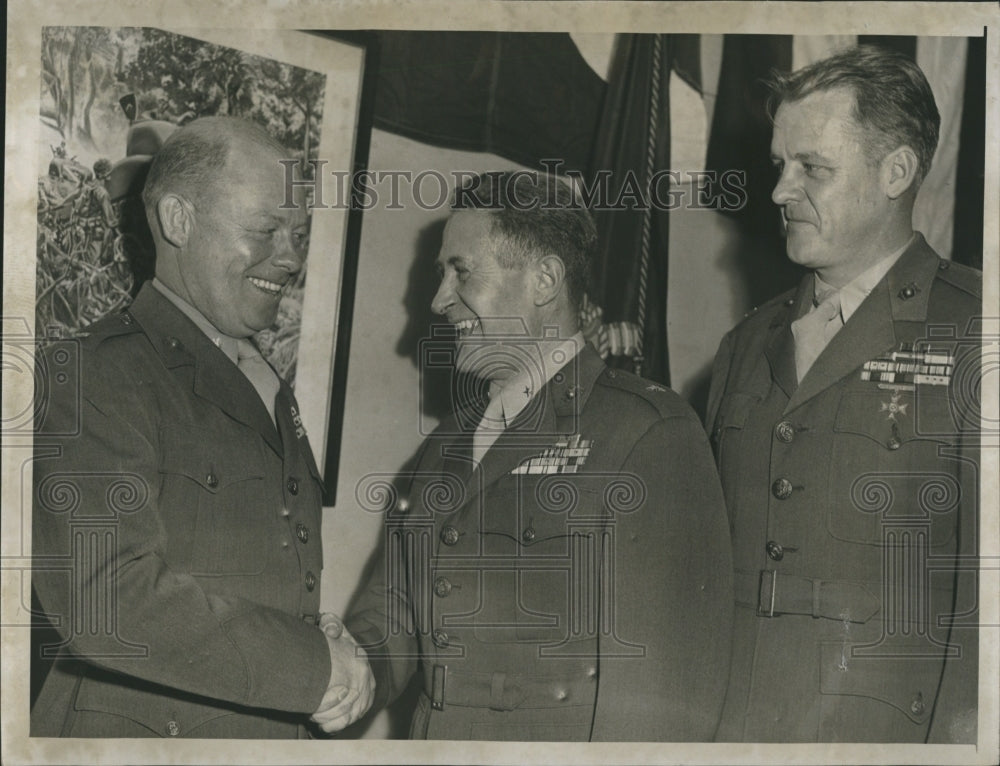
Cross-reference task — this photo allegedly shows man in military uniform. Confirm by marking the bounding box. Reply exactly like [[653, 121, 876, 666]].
[[346, 171, 733, 740], [32, 117, 372, 738], [706, 46, 981, 742]]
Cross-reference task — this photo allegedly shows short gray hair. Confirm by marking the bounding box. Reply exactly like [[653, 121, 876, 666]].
[[767, 45, 940, 183]]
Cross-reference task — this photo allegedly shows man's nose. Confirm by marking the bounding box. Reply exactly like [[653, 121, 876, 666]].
[[272, 230, 305, 274], [430, 276, 453, 316], [771, 165, 802, 206]]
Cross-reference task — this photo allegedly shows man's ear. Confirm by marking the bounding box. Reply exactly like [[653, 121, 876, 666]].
[[882, 145, 921, 200], [534, 254, 566, 307], [156, 194, 195, 248]]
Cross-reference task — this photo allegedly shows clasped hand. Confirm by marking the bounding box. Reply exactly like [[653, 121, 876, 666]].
[[310, 612, 376, 733]]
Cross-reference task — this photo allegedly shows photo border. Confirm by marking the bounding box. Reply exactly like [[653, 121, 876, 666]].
[[3, 2, 997, 765]]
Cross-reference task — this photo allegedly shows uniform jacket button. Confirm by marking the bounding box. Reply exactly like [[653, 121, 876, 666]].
[[286, 476, 299, 495], [898, 284, 917, 299], [432, 629, 449, 647], [774, 421, 795, 443], [296, 523, 309, 543], [771, 478, 793, 500], [766, 541, 784, 561], [167, 337, 181, 349], [522, 527, 536, 543], [433, 577, 452, 597], [441, 525, 460, 545], [887, 436, 902, 450], [166, 719, 180, 736], [206, 473, 219, 489], [910, 694, 925, 716], [305, 571, 317, 591]]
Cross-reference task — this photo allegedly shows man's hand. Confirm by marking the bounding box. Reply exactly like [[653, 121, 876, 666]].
[[310, 613, 375, 733]]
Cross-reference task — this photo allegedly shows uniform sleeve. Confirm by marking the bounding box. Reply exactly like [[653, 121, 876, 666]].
[[926, 398, 981, 742], [589, 412, 734, 741], [32, 348, 331, 714], [704, 331, 734, 439], [343, 495, 421, 713]]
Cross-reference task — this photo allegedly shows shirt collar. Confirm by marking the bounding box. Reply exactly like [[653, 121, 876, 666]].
[[814, 234, 914, 323], [151, 278, 242, 365], [487, 332, 585, 428]]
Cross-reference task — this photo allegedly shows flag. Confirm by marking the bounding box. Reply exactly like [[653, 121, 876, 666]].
[[583, 34, 672, 384], [371, 32, 605, 174]]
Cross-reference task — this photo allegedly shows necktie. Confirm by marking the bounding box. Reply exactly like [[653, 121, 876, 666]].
[[236, 338, 280, 424], [791, 290, 843, 382], [472, 392, 506, 466]]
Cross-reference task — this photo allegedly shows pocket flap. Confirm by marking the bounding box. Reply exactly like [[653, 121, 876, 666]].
[[74, 672, 234, 737], [159, 426, 265, 492], [820, 642, 944, 725], [835, 391, 958, 447], [716, 392, 759, 433]]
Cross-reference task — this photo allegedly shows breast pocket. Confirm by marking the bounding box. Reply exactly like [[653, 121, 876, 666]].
[[473, 474, 601, 644], [829, 390, 961, 547], [158, 425, 268, 575]]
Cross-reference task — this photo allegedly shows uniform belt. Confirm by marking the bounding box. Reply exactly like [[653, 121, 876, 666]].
[[424, 665, 596, 712], [735, 569, 880, 623]]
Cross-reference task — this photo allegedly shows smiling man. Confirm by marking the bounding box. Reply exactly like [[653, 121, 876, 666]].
[[706, 47, 981, 742], [32, 117, 373, 738], [345, 171, 733, 741]]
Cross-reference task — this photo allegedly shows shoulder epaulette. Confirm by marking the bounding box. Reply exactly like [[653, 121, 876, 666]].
[[67, 309, 141, 348], [740, 288, 797, 323], [934, 259, 982, 299], [596, 367, 689, 419]]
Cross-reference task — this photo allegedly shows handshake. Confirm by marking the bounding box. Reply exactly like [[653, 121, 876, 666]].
[[310, 613, 376, 733]]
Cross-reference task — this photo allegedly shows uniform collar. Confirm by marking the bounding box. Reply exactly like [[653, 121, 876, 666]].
[[486, 333, 585, 428], [151, 278, 242, 364], [781, 232, 941, 414], [127, 283, 283, 456], [813, 234, 914, 323]]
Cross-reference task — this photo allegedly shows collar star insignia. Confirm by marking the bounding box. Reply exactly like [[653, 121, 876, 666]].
[[880, 390, 909, 421]]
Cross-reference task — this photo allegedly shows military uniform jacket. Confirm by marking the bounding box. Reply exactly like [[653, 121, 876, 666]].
[[31, 284, 330, 738], [347, 344, 734, 741], [706, 235, 981, 743]]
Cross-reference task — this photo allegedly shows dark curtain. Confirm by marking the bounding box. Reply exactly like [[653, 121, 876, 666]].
[[704, 35, 802, 307]]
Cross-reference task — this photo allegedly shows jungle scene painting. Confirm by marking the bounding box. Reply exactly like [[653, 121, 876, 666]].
[[37, 26, 326, 384]]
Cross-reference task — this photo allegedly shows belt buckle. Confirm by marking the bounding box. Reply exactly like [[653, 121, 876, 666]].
[[757, 569, 778, 618], [431, 664, 447, 711]]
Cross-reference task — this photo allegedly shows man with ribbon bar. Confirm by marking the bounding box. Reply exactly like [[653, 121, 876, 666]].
[[706, 46, 981, 743], [347, 171, 733, 740]]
